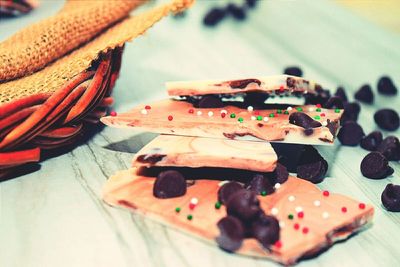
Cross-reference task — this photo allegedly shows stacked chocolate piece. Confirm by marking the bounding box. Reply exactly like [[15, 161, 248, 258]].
[[101, 75, 374, 265]]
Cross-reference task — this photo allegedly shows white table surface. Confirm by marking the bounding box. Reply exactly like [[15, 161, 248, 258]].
[[1, 1, 399, 267]]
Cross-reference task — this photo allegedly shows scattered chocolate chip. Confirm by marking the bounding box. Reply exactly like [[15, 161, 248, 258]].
[[203, 8, 226, 26], [136, 154, 166, 164], [283, 66, 303, 77], [334, 86, 348, 103], [323, 96, 344, 109], [216, 216, 245, 252], [229, 78, 261, 89], [226, 3, 246, 20], [340, 102, 361, 123], [218, 181, 243, 204], [304, 128, 314, 136], [304, 89, 331, 106], [381, 184, 400, 212], [360, 131, 383, 151], [360, 152, 394, 179], [377, 136, 400, 161], [247, 174, 274, 195], [273, 163, 289, 184], [297, 160, 328, 184], [153, 170, 186, 198], [245, 0, 257, 8], [227, 189, 261, 221], [378, 76, 397, 95], [272, 143, 305, 173], [355, 84, 374, 104], [289, 112, 322, 129], [337, 121, 365, 146], [374, 109, 399, 131], [243, 92, 269, 106], [251, 212, 280, 248], [198, 95, 225, 108]]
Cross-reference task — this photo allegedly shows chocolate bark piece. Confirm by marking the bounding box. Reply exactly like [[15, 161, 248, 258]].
[[226, 3, 246, 20], [355, 84, 374, 104], [340, 102, 360, 123], [323, 96, 344, 109], [283, 66, 303, 77], [203, 8, 226, 26], [289, 112, 321, 129], [360, 131, 383, 151], [360, 152, 394, 179], [153, 170, 187, 198], [377, 76, 397, 95], [197, 95, 225, 108], [247, 174, 274, 195], [216, 216, 245, 252], [226, 189, 261, 221], [251, 212, 280, 248], [218, 182, 243, 204], [334, 86, 348, 103], [272, 163, 289, 184], [374, 109, 399, 131], [337, 121, 365, 146], [377, 136, 400, 161], [381, 184, 400, 212]]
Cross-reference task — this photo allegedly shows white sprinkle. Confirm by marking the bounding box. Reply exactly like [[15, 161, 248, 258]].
[[141, 109, 148, 115], [271, 207, 279, 215], [251, 116, 256, 121], [247, 106, 254, 112], [279, 221, 286, 228], [288, 195, 295, 202], [197, 111, 202, 116], [322, 121, 328, 126], [208, 111, 214, 117], [218, 180, 229, 187], [304, 90, 308, 94], [190, 197, 199, 205], [314, 200, 321, 207], [322, 212, 330, 219], [295, 206, 303, 213], [274, 183, 281, 189], [263, 117, 269, 122], [287, 107, 293, 111], [220, 109, 228, 114], [308, 107, 314, 112]]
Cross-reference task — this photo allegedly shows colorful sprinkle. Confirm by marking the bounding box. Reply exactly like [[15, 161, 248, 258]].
[[288, 214, 294, 220], [263, 117, 269, 122], [322, 121, 328, 126], [268, 113, 275, 118], [277, 109, 282, 114], [251, 116, 256, 121], [271, 207, 279, 215], [284, 110, 289, 115], [295, 206, 303, 213], [287, 107, 293, 111], [215, 201, 222, 209], [110, 111, 117, 116], [341, 207, 347, 213], [188, 108, 194, 114], [288, 195, 295, 202], [230, 113, 236, 118], [187, 214, 193, 220], [294, 223, 300, 230], [296, 107, 303, 112], [221, 113, 226, 118], [298, 211, 304, 219], [313, 200, 321, 207], [323, 190, 330, 197], [316, 104, 322, 108], [261, 191, 267, 196], [279, 221, 285, 228], [302, 227, 309, 234], [145, 105, 151, 110], [279, 85, 285, 91], [254, 111, 260, 115], [322, 211, 330, 219], [316, 108, 321, 112], [247, 106, 254, 112], [308, 107, 314, 112], [314, 115, 321, 120], [221, 109, 228, 114], [238, 117, 244, 123], [197, 111, 202, 116], [274, 183, 281, 189], [190, 197, 199, 205], [189, 203, 196, 210], [257, 115, 263, 121], [335, 108, 341, 113], [274, 240, 283, 249], [168, 115, 173, 121], [141, 109, 148, 115], [321, 113, 326, 117], [208, 111, 214, 117], [359, 203, 366, 209], [175, 207, 181, 213]]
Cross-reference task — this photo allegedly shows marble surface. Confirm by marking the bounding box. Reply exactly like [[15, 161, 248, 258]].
[[1, 1, 400, 267]]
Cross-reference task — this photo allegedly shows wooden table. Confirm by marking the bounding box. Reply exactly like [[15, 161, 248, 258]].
[[1, 1, 399, 266]]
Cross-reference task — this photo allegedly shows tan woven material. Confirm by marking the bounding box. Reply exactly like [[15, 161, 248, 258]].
[[0, 0, 194, 104], [0, 0, 144, 82]]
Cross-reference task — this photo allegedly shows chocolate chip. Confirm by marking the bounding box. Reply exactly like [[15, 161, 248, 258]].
[[360, 152, 394, 179], [283, 66, 303, 77], [297, 160, 328, 184], [323, 96, 344, 109], [326, 120, 338, 136], [243, 92, 269, 106], [247, 174, 274, 195], [381, 184, 400, 212], [355, 84, 374, 104], [226, 189, 261, 221], [272, 143, 305, 173], [203, 8, 226, 26], [289, 112, 321, 129], [340, 102, 361, 123], [251, 212, 280, 248], [378, 76, 397, 95], [218, 181, 243, 204], [374, 109, 399, 131], [377, 136, 400, 161], [334, 86, 348, 103], [136, 154, 166, 164], [229, 78, 261, 89], [304, 128, 314, 136], [360, 131, 383, 151], [273, 163, 289, 184], [226, 3, 246, 20], [153, 170, 186, 198], [304, 89, 331, 106], [198, 95, 225, 108], [216, 216, 245, 252], [286, 77, 296, 88], [337, 121, 365, 146], [245, 0, 257, 8]]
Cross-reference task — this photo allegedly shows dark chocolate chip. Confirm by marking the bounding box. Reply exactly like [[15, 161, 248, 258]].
[[377, 136, 400, 161], [304, 89, 331, 105], [360, 152, 394, 179], [153, 170, 186, 198], [136, 154, 166, 164], [203, 8, 226, 26], [251, 212, 280, 248], [323, 96, 344, 109], [198, 95, 225, 108], [337, 121, 365, 146], [355, 84, 374, 104], [334, 86, 348, 103], [247, 174, 274, 195], [340, 102, 361, 123], [272, 143, 305, 173], [326, 120, 338, 136], [289, 112, 322, 129], [378, 76, 397, 95], [226, 3, 246, 20], [226, 189, 261, 221], [297, 160, 328, 184], [286, 77, 296, 88], [283, 66, 303, 77], [272, 163, 289, 184], [218, 181, 243, 204], [229, 78, 261, 89], [243, 92, 269, 106], [381, 184, 400, 212], [360, 131, 383, 151], [216, 216, 245, 252], [374, 109, 399, 131], [245, 0, 257, 8], [304, 128, 314, 136]]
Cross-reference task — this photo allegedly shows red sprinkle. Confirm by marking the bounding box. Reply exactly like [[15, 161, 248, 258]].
[[294, 223, 300, 230], [323, 190, 330, 197], [359, 203, 366, 209], [274, 240, 282, 249], [321, 113, 326, 117], [254, 111, 260, 116], [189, 203, 196, 210], [341, 207, 347, 213], [145, 105, 151, 110], [188, 109, 194, 114], [221, 113, 226, 118], [279, 85, 285, 92], [316, 104, 322, 108], [302, 227, 309, 234], [168, 115, 173, 121], [110, 111, 117, 116], [298, 211, 304, 219]]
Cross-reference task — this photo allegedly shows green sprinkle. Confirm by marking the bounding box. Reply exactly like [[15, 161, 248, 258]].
[[175, 207, 181, 213], [296, 107, 303, 112], [215, 202, 221, 209], [284, 110, 289, 115], [314, 115, 321, 120], [187, 214, 193, 220], [316, 108, 321, 112], [288, 214, 294, 220], [277, 109, 282, 114], [261, 191, 267, 196], [238, 117, 244, 123], [256, 115, 263, 121], [269, 113, 275, 118], [335, 108, 341, 113], [230, 113, 236, 118]]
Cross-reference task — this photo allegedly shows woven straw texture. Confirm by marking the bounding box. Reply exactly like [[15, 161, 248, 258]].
[[0, 0, 194, 104]]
